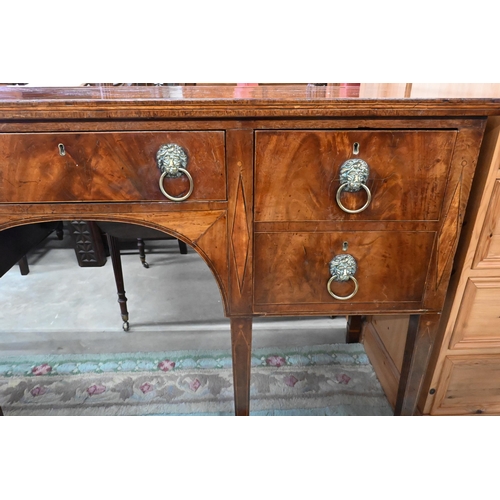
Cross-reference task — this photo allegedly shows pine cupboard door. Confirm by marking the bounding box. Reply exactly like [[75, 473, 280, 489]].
[[422, 118, 500, 415], [448, 278, 500, 349], [473, 180, 500, 269], [431, 355, 500, 415]]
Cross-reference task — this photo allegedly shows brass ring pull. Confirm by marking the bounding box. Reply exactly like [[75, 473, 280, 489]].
[[327, 253, 359, 301], [336, 182, 372, 214], [159, 168, 194, 202], [336, 158, 371, 214], [156, 143, 194, 202], [327, 275, 359, 301]]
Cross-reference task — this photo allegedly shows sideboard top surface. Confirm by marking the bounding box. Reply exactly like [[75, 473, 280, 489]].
[[1, 85, 500, 120]]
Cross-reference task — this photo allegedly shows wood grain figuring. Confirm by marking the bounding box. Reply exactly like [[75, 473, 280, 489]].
[[0, 132, 226, 203], [422, 123, 486, 311], [0, 203, 229, 228], [254, 231, 435, 306], [0, 211, 223, 236], [192, 213, 229, 313], [435, 118, 500, 278], [436, 178, 461, 285], [255, 130, 456, 222], [449, 278, 500, 349], [431, 355, 500, 415], [254, 220, 440, 233], [226, 129, 254, 315]]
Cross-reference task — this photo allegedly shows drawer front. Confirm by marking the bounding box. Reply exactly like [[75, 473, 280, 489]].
[[449, 277, 500, 349], [431, 355, 500, 415], [255, 130, 457, 222], [0, 131, 226, 203], [254, 231, 435, 310]]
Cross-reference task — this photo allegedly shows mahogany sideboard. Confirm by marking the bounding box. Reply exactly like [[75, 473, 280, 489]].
[[1, 84, 500, 416]]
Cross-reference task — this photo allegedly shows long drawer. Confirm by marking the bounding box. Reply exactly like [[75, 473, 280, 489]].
[[0, 131, 226, 203]]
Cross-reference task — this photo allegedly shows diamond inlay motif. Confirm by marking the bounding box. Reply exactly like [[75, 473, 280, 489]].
[[231, 175, 250, 292]]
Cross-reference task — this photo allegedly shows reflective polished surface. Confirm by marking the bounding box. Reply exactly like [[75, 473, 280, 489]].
[[1, 83, 500, 101]]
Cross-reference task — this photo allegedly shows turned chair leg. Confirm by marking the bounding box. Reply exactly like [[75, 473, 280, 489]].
[[107, 234, 129, 331], [137, 238, 149, 268], [178, 239, 188, 254], [138, 238, 188, 268], [55, 222, 64, 240], [18, 255, 30, 275]]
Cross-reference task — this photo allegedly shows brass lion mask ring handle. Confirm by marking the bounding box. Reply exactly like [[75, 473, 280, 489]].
[[156, 144, 194, 202], [336, 159, 372, 214], [327, 254, 359, 301]]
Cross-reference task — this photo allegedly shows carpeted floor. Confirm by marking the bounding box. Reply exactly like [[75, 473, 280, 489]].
[[0, 230, 392, 416], [0, 343, 393, 416]]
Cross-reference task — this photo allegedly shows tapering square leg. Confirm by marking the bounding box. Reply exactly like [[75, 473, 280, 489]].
[[395, 313, 441, 416], [231, 317, 252, 416], [346, 315, 363, 343]]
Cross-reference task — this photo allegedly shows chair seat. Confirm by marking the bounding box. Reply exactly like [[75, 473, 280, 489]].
[[96, 222, 172, 241]]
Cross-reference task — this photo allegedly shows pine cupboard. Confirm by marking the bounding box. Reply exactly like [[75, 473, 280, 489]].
[[425, 116, 500, 415], [362, 116, 500, 415]]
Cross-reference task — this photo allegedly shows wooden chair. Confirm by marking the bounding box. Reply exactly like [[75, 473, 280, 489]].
[[0, 222, 64, 278], [96, 222, 187, 331]]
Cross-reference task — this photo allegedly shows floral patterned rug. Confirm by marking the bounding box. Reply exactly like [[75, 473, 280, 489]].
[[0, 343, 393, 416]]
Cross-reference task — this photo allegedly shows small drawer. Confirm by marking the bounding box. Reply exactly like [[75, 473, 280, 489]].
[[0, 131, 226, 203], [255, 130, 457, 222], [253, 231, 435, 313]]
